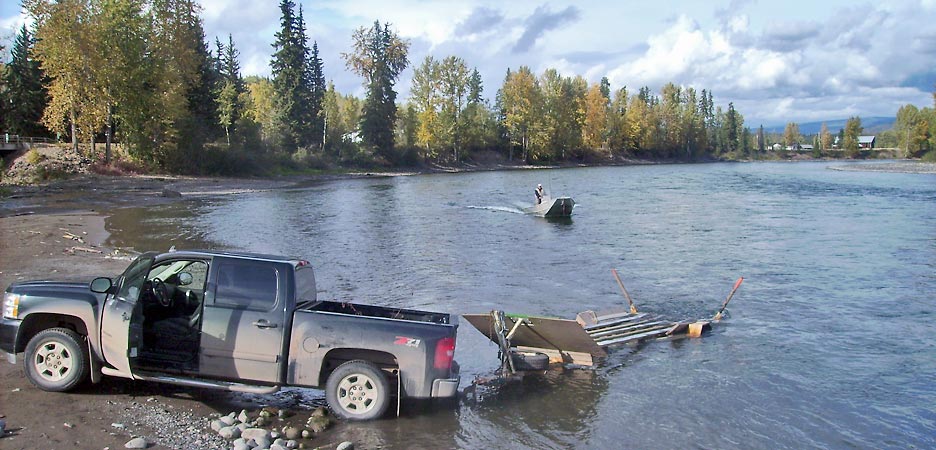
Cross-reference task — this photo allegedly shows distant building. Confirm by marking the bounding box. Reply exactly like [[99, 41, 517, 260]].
[[858, 135, 876, 149], [801, 144, 814, 151], [771, 143, 783, 151]]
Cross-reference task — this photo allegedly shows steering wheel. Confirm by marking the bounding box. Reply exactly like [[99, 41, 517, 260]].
[[151, 278, 171, 307]]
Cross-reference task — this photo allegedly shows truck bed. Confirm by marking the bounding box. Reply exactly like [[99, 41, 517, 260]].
[[298, 300, 453, 325]]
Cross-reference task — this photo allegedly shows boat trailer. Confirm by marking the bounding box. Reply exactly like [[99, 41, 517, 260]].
[[463, 275, 744, 392]]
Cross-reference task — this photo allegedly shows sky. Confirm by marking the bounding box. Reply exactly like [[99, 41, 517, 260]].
[[2, 0, 935, 127]]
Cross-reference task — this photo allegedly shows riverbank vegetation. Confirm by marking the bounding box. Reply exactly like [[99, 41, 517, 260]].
[[1, 0, 934, 178]]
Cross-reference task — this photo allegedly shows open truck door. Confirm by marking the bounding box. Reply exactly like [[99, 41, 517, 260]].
[[99, 253, 156, 378]]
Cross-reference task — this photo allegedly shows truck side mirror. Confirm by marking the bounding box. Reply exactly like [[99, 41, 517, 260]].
[[178, 272, 194, 286], [90, 277, 113, 293]]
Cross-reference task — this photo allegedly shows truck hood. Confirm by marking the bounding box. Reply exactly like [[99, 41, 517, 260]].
[[9, 280, 94, 292], [8, 280, 104, 308]]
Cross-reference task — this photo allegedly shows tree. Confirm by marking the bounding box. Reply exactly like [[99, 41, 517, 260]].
[[342, 20, 409, 162], [843, 116, 862, 157], [216, 34, 246, 145], [582, 82, 608, 153], [28, 0, 103, 152], [607, 87, 629, 153], [499, 66, 540, 162], [757, 125, 765, 154], [819, 122, 832, 151], [410, 55, 441, 160], [438, 56, 469, 162], [245, 76, 276, 145], [3, 24, 49, 137], [722, 102, 740, 155], [152, 0, 222, 171], [306, 40, 325, 149], [270, 0, 321, 152], [783, 122, 800, 149]]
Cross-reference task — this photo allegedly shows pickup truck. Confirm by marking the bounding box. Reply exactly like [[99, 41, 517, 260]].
[[0, 249, 460, 420]]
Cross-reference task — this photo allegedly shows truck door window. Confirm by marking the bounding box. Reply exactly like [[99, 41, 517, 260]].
[[117, 255, 154, 302], [215, 260, 279, 310]]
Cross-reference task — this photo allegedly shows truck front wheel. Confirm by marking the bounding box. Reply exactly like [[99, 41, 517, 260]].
[[325, 360, 390, 420], [24, 328, 89, 392]]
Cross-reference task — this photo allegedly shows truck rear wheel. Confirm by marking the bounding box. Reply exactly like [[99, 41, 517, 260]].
[[325, 360, 390, 420], [24, 328, 89, 392]]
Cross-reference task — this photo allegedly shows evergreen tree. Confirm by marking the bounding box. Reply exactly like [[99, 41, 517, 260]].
[[306, 41, 325, 149], [270, 0, 303, 151], [343, 21, 409, 162], [217, 34, 246, 145], [468, 68, 483, 105], [269, 1, 322, 152], [3, 24, 49, 137], [724, 102, 739, 154], [757, 125, 765, 153]]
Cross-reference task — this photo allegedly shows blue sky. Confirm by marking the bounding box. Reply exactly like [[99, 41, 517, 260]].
[[2, 0, 934, 127]]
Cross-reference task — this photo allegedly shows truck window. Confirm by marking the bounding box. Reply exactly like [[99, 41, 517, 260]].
[[215, 260, 279, 310], [117, 255, 154, 302], [295, 266, 316, 302]]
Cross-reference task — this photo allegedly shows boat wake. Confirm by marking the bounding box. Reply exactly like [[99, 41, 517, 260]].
[[466, 205, 525, 214]]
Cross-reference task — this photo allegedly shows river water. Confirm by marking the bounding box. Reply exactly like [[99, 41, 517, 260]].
[[106, 161, 936, 449]]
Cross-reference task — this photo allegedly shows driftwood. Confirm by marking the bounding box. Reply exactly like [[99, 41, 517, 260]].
[[66, 246, 103, 254]]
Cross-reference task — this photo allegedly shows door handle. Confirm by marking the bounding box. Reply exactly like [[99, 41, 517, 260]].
[[252, 320, 278, 329]]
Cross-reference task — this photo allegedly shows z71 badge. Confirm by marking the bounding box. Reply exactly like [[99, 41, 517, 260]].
[[394, 336, 421, 347]]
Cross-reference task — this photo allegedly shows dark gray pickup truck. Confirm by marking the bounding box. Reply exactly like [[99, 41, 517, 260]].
[[1, 250, 460, 420]]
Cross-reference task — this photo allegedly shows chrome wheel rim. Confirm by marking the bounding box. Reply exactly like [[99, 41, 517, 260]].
[[33, 340, 74, 382], [336, 373, 379, 414]]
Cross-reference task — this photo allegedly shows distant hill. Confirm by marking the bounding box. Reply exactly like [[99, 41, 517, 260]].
[[761, 116, 895, 135]]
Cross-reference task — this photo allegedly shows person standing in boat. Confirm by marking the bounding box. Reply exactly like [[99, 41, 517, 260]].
[[535, 184, 544, 204]]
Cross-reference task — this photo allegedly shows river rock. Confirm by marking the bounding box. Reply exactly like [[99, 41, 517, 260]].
[[220, 414, 237, 426], [233, 441, 250, 450], [306, 416, 331, 433], [337, 441, 354, 450], [161, 188, 182, 198], [286, 440, 298, 449], [283, 426, 301, 440], [242, 428, 271, 441], [310, 407, 328, 418], [237, 422, 250, 432], [238, 409, 250, 423], [219, 425, 241, 439], [209, 419, 225, 432], [124, 437, 149, 449], [271, 444, 287, 450], [254, 436, 272, 449], [301, 430, 311, 439], [273, 438, 286, 447]]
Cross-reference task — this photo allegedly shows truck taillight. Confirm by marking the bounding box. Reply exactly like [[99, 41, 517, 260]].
[[433, 337, 456, 370]]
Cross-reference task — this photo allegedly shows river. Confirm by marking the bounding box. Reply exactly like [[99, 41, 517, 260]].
[[105, 161, 936, 449]]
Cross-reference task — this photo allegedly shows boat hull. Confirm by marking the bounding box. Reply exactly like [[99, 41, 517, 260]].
[[524, 196, 575, 217]]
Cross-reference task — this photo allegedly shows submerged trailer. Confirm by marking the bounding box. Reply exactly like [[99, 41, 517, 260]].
[[463, 276, 743, 387]]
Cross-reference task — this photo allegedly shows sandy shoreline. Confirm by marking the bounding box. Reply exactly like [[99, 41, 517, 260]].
[[827, 160, 936, 174]]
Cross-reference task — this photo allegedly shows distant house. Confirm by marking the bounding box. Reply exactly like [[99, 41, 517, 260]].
[[771, 143, 783, 151], [801, 144, 814, 151], [858, 135, 876, 149]]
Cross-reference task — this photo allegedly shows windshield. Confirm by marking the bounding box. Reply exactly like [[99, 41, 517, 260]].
[[117, 254, 155, 302]]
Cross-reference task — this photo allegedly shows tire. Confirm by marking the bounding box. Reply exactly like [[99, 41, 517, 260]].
[[510, 351, 549, 371], [24, 327, 89, 392], [325, 360, 390, 421]]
